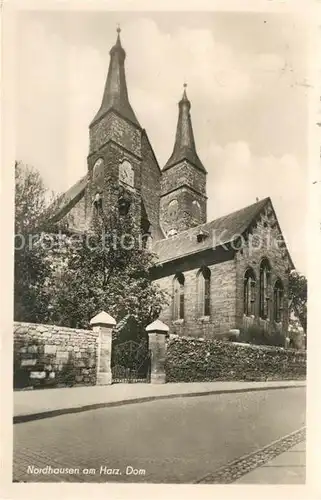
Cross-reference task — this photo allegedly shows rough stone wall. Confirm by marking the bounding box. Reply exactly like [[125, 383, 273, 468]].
[[89, 112, 141, 157], [160, 187, 207, 234], [160, 160, 207, 234], [14, 322, 98, 388], [155, 253, 236, 339], [235, 201, 290, 338], [140, 132, 162, 240], [87, 142, 142, 230], [58, 193, 89, 232], [161, 161, 206, 196]]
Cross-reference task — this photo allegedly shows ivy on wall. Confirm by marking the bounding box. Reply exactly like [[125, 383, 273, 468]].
[[165, 337, 306, 383]]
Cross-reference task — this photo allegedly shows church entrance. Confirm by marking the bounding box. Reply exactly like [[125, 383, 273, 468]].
[[111, 339, 151, 383]]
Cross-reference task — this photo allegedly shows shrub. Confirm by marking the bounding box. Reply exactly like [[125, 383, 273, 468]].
[[239, 325, 284, 347], [165, 336, 306, 383]]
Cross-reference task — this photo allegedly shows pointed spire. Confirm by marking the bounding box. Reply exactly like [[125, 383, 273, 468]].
[[90, 27, 140, 128], [163, 84, 206, 172], [182, 82, 189, 101]]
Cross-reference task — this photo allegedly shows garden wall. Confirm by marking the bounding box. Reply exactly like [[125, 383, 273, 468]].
[[14, 322, 98, 389], [165, 336, 306, 383]]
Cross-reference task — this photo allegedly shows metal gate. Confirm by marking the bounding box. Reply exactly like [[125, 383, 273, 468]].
[[111, 339, 151, 383]]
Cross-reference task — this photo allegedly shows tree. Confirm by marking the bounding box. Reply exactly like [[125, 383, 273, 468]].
[[14, 161, 54, 322], [289, 270, 307, 334], [47, 206, 169, 331]]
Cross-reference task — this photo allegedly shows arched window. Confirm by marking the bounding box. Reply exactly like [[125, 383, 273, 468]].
[[273, 279, 284, 323], [168, 200, 178, 221], [93, 158, 104, 181], [173, 273, 185, 320], [192, 200, 201, 219], [197, 267, 211, 317], [259, 258, 271, 319], [244, 268, 256, 316], [119, 160, 134, 187]]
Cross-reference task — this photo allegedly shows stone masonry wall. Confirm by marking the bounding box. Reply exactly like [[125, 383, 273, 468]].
[[160, 188, 207, 234], [89, 112, 141, 157], [235, 200, 290, 337], [14, 322, 98, 389], [161, 161, 206, 196], [59, 193, 89, 233], [155, 254, 236, 339], [141, 132, 162, 239], [87, 141, 142, 230]]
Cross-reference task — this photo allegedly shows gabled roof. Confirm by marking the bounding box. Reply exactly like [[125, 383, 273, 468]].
[[48, 171, 166, 240], [49, 174, 87, 222], [153, 197, 273, 264]]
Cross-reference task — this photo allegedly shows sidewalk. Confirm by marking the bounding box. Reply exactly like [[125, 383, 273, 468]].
[[14, 380, 305, 423], [235, 440, 306, 484]]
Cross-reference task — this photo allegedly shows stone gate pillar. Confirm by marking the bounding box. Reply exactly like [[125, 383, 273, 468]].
[[146, 320, 169, 384], [90, 311, 116, 385]]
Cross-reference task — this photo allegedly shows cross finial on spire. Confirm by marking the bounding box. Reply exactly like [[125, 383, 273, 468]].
[[163, 82, 206, 173], [90, 22, 140, 128], [182, 82, 189, 101]]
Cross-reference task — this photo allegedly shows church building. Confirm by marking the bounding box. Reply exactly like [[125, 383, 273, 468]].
[[50, 29, 294, 342]]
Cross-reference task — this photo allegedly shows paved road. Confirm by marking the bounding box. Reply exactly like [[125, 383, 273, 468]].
[[13, 387, 306, 483]]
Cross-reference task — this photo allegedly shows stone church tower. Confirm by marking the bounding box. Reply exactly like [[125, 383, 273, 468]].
[[86, 28, 144, 231], [160, 85, 207, 235]]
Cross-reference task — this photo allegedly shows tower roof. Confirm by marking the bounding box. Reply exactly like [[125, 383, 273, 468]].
[[90, 28, 140, 128], [163, 85, 206, 173]]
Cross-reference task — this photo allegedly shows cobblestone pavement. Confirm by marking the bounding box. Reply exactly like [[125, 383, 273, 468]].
[[235, 439, 306, 484], [13, 387, 306, 484], [195, 428, 305, 483]]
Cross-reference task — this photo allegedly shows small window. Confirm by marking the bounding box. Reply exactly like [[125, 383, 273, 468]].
[[173, 273, 185, 320], [197, 267, 211, 317], [93, 192, 103, 214], [192, 200, 201, 219], [244, 268, 256, 316], [259, 258, 271, 319], [168, 200, 178, 221], [93, 158, 104, 181], [273, 279, 284, 323], [119, 160, 134, 187]]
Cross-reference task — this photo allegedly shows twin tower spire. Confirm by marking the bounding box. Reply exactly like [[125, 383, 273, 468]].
[[91, 28, 205, 173]]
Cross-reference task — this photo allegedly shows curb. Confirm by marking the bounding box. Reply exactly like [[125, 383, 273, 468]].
[[194, 426, 306, 484], [13, 383, 305, 424]]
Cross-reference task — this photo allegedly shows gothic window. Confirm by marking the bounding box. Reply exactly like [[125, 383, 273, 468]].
[[93, 192, 102, 213], [259, 258, 271, 319], [273, 279, 284, 323], [92, 158, 104, 182], [118, 186, 132, 216], [244, 268, 256, 316], [167, 200, 178, 221], [173, 273, 185, 320], [119, 160, 134, 187], [197, 267, 211, 317], [192, 200, 201, 219]]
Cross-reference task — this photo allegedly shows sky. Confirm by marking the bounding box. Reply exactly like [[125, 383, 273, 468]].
[[16, 10, 310, 273]]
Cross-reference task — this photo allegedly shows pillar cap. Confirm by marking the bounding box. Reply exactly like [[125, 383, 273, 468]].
[[90, 311, 116, 327], [146, 319, 169, 333]]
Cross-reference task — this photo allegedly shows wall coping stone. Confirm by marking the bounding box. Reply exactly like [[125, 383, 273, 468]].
[[146, 319, 169, 333], [14, 321, 91, 335], [90, 311, 116, 327]]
